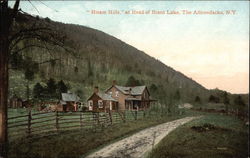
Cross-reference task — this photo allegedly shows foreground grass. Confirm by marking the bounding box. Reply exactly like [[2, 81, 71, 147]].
[[8, 110, 197, 158], [148, 113, 249, 158]]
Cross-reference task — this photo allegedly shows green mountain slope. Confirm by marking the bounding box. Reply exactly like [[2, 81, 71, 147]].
[[9, 12, 210, 105]]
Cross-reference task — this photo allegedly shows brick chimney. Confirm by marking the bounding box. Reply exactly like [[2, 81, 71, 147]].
[[112, 80, 117, 86], [94, 86, 99, 93], [129, 88, 132, 95]]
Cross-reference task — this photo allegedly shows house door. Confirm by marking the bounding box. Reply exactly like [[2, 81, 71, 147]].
[[63, 104, 67, 112]]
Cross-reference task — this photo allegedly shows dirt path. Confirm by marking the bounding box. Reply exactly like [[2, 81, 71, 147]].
[[86, 116, 199, 158]]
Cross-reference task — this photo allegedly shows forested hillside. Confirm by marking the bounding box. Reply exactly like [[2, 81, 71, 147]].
[[8, 11, 220, 107]]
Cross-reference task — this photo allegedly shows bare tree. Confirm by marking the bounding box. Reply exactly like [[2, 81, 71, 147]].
[[0, 1, 74, 157], [0, 1, 20, 157]]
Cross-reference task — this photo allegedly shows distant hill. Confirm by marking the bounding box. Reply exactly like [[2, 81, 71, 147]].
[[9, 11, 215, 106]]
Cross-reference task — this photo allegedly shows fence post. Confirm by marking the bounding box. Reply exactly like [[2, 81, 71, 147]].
[[135, 110, 137, 120], [92, 112, 95, 131], [97, 112, 100, 125], [27, 110, 32, 137], [56, 111, 59, 132], [123, 110, 126, 122], [80, 111, 83, 129], [109, 110, 112, 125], [92, 112, 98, 132]]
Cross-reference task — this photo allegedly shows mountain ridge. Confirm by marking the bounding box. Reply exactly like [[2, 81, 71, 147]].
[[10, 12, 210, 104]]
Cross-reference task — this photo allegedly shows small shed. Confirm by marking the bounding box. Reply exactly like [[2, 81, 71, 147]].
[[58, 92, 80, 112]]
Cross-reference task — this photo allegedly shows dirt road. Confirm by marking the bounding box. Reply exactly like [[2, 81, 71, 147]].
[[86, 116, 198, 158]]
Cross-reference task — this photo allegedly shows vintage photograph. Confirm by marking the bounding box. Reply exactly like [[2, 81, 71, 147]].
[[0, 1, 249, 158]]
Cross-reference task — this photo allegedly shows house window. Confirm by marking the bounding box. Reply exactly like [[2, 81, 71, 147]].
[[98, 100, 103, 108], [115, 91, 119, 97], [88, 100, 93, 110], [109, 91, 112, 95]]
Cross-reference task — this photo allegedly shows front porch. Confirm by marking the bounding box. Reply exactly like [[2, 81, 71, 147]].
[[125, 98, 152, 111]]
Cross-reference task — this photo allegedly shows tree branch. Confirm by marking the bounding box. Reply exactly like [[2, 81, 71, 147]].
[[11, 44, 54, 57], [9, 0, 20, 27], [38, 59, 59, 65], [9, 27, 52, 42]]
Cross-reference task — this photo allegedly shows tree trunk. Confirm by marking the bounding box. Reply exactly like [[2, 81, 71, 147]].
[[0, 1, 10, 157], [26, 80, 30, 100], [0, 40, 9, 158]]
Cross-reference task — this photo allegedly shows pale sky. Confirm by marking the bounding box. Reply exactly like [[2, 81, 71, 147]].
[[11, 1, 249, 94]]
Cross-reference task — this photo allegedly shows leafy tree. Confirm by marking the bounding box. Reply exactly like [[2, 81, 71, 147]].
[[57, 80, 68, 98], [46, 78, 57, 98], [234, 95, 246, 118], [9, 51, 22, 69], [87, 58, 93, 77], [50, 59, 56, 68], [24, 68, 35, 100], [137, 69, 141, 74], [124, 65, 132, 72], [33, 83, 44, 100], [74, 66, 78, 73], [10, 52, 39, 100], [209, 95, 220, 103], [150, 84, 158, 93], [165, 76, 169, 83], [125, 75, 141, 86], [195, 96, 201, 103], [223, 92, 230, 113], [223, 92, 230, 104], [101, 63, 107, 73], [76, 89, 83, 99], [140, 79, 145, 85], [23, 57, 39, 100], [209, 95, 215, 102], [146, 70, 155, 77], [45, 17, 51, 23], [234, 95, 245, 106], [24, 68, 35, 81], [174, 90, 181, 101]]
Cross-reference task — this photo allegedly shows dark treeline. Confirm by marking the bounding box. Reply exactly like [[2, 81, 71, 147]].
[[33, 79, 69, 101]]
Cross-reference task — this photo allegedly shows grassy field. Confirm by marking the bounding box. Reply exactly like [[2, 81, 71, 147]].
[[8, 109, 196, 158], [148, 112, 249, 158]]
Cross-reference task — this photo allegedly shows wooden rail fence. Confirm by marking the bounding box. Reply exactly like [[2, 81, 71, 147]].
[[8, 110, 149, 141]]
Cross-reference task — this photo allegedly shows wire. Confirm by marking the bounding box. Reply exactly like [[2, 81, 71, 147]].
[[38, 0, 58, 13], [28, 0, 40, 14]]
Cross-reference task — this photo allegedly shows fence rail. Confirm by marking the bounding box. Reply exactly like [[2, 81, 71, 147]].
[[8, 110, 148, 141]]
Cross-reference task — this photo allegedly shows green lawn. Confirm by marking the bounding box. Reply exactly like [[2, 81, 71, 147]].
[[148, 113, 249, 158]]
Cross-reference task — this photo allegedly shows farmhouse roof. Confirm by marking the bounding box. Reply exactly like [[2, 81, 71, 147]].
[[96, 92, 117, 101], [114, 85, 146, 95], [61, 93, 80, 102]]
